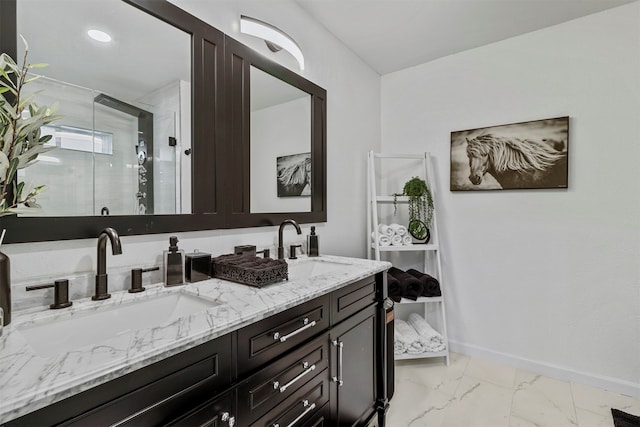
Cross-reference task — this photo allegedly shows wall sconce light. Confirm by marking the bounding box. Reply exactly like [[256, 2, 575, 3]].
[[240, 15, 305, 70]]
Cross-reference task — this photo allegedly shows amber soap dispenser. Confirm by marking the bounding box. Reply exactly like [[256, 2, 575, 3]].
[[164, 236, 185, 286]]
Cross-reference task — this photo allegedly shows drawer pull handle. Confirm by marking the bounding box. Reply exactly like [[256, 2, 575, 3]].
[[220, 411, 235, 426], [278, 363, 316, 393], [332, 340, 344, 386], [272, 400, 317, 427], [277, 318, 317, 343]]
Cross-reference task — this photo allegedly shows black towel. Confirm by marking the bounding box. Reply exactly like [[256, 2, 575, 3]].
[[611, 408, 640, 427], [406, 269, 441, 297], [388, 267, 423, 301], [387, 273, 402, 303]]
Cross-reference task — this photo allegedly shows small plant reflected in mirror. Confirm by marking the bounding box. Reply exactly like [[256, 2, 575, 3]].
[[0, 36, 61, 216]]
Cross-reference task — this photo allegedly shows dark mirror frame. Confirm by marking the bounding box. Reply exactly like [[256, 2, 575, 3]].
[[0, 0, 326, 243], [225, 37, 327, 228]]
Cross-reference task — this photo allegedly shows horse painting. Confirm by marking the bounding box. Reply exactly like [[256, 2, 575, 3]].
[[465, 134, 567, 189], [277, 153, 311, 197]]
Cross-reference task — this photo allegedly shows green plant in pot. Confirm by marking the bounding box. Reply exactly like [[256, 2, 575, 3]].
[[0, 37, 60, 216], [393, 176, 434, 242]]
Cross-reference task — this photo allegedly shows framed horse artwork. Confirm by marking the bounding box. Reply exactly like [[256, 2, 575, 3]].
[[450, 117, 569, 191], [276, 152, 312, 197]]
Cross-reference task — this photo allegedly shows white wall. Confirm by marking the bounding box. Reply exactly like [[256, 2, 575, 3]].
[[4, 1, 380, 285], [251, 97, 311, 213], [381, 3, 640, 396]]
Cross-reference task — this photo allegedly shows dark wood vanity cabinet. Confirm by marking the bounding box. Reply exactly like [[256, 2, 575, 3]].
[[7, 274, 386, 427]]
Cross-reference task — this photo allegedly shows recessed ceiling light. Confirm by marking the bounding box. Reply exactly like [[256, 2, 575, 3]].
[[87, 29, 112, 43]]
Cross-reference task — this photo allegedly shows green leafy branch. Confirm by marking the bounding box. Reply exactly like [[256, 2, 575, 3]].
[[392, 176, 434, 229], [0, 36, 61, 216]]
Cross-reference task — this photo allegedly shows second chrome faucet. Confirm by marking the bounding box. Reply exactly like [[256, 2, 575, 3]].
[[93, 227, 122, 300]]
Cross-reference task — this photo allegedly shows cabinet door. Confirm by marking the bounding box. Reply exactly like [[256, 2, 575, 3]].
[[167, 390, 236, 427], [329, 304, 378, 426]]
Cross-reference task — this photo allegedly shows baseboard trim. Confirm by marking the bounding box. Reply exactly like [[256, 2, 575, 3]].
[[448, 340, 640, 398]]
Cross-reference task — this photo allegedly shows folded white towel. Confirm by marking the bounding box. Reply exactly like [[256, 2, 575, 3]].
[[378, 223, 394, 237], [402, 235, 413, 245], [371, 232, 391, 246], [395, 319, 426, 354], [391, 234, 403, 246], [407, 313, 446, 352], [389, 223, 408, 237]]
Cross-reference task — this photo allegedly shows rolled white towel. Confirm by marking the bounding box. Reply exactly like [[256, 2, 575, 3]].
[[391, 234, 403, 246], [394, 339, 406, 355], [371, 232, 391, 246], [389, 223, 408, 237], [378, 223, 394, 237], [407, 313, 446, 352], [402, 235, 413, 245], [395, 319, 426, 354]]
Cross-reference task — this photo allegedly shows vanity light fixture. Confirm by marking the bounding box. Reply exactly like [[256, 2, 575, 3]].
[[240, 15, 305, 70], [87, 29, 112, 43]]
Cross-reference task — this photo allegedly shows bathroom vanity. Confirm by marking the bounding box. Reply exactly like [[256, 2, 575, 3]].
[[0, 256, 391, 426]]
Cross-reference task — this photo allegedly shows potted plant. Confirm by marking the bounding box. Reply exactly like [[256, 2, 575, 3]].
[[0, 37, 60, 216], [393, 176, 434, 242]]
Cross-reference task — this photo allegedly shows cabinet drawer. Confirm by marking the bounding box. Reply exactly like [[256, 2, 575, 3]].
[[237, 333, 329, 425], [63, 348, 229, 426], [237, 294, 330, 377], [166, 390, 235, 427], [250, 368, 330, 427], [10, 334, 233, 427], [331, 275, 377, 325], [303, 402, 330, 427]]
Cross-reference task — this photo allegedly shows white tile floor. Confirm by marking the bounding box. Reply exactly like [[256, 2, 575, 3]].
[[387, 353, 640, 427]]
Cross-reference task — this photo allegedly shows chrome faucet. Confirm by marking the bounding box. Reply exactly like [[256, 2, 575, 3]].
[[278, 219, 302, 260], [93, 227, 123, 300]]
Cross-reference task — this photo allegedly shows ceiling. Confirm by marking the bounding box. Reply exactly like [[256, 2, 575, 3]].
[[295, 0, 636, 75]]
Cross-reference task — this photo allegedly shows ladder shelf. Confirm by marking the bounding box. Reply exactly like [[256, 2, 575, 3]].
[[367, 151, 450, 365]]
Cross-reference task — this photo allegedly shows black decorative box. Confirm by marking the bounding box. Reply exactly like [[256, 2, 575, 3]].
[[185, 251, 211, 283], [212, 254, 288, 287]]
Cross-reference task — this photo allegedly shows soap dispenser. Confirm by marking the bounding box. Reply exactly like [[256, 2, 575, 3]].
[[164, 236, 185, 286], [307, 226, 319, 257]]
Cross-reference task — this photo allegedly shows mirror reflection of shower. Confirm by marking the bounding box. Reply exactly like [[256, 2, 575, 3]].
[[18, 75, 188, 216]]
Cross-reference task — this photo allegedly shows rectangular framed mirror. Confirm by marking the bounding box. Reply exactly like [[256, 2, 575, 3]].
[[0, 0, 326, 243], [226, 36, 327, 228]]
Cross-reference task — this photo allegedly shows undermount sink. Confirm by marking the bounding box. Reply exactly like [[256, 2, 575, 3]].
[[17, 292, 222, 358], [287, 258, 354, 279]]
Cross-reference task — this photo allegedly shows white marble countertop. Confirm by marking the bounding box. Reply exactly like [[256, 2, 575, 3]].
[[0, 255, 390, 423]]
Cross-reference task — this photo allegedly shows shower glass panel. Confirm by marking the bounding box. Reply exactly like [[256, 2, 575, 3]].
[[19, 76, 180, 216], [18, 77, 95, 216]]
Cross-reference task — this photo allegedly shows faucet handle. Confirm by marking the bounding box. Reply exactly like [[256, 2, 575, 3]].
[[130, 267, 160, 293], [256, 248, 270, 258], [26, 279, 73, 309], [289, 244, 302, 260]]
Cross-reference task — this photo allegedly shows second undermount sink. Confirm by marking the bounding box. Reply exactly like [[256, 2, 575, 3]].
[[17, 292, 222, 358], [287, 258, 354, 279]]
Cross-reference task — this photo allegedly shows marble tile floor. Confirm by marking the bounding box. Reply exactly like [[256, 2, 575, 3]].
[[387, 353, 640, 427]]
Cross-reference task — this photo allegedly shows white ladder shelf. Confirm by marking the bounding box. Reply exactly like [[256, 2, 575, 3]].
[[367, 151, 450, 365]]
